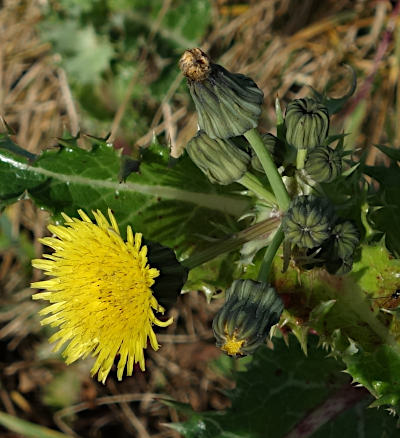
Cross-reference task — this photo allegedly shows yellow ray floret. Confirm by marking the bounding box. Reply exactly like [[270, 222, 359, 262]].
[[221, 333, 245, 356], [31, 209, 172, 383]]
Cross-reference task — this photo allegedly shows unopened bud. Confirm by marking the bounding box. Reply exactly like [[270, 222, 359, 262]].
[[282, 195, 334, 249], [186, 130, 250, 185], [179, 48, 264, 139], [285, 98, 329, 150], [212, 279, 283, 356]]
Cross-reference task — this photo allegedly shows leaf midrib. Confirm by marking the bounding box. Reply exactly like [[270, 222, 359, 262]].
[[1, 154, 249, 216]]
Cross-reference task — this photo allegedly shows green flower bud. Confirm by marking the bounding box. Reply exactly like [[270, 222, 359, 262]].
[[326, 257, 353, 275], [179, 48, 264, 139], [186, 129, 250, 185], [213, 279, 284, 356], [147, 241, 188, 308], [282, 195, 334, 249], [251, 133, 286, 172], [285, 98, 329, 149], [304, 146, 342, 183], [331, 221, 360, 259]]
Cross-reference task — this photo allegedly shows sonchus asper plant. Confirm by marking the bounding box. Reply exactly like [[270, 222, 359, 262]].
[[0, 42, 399, 435]]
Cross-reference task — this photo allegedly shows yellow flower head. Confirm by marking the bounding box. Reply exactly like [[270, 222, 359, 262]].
[[31, 209, 172, 383]]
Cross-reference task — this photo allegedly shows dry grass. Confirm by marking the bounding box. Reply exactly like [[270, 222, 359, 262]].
[[0, 0, 399, 436]]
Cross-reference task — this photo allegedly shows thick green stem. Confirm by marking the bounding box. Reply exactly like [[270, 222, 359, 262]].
[[182, 216, 281, 270], [296, 148, 307, 170], [257, 225, 284, 281], [244, 129, 290, 211], [239, 172, 277, 205]]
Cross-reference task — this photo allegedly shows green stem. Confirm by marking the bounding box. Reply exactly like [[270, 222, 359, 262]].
[[296, 148, 307, 170], [239, 172, 277, 205], [360, 202, 375, 239], [244, 129, 290, 211], [257, 225, 284, 281], [182, 216, 281, 270]]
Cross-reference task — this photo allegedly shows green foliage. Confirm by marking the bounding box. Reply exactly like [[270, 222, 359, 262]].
[[363, 145, 400, 257], [344, 344, 400, 408], [271, 243, 400, 409], [39, 0, 212, 138], [0, 133, 248, 256], [169, 336, 399, 437], [351, 244, 400, 296], [40, 20, 114, 85], [5, 27, 400, 435], [311, 398, 399, 438], [184, 251, 242, 300], [0, 411, 71, 438]]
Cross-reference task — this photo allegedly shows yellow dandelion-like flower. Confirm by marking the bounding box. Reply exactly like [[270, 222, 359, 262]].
[[31, 209, 173, 383]]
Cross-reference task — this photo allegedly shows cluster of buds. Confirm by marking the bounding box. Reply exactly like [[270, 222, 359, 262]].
[[282, 195, 360, 274], [284, 97, 343, 182], [180, 49, 286, 356], [180, 47, 358, 359], [180, 49, 289, 187], [180, 48, 270, 186]]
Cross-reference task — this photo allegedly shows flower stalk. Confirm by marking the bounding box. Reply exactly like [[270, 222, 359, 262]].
[[239, 172, 277, 205], [296, 148, 308, 170], [244, 128, 290, 211], [182, 216, 281, 270], [257, 225, 284, 282]]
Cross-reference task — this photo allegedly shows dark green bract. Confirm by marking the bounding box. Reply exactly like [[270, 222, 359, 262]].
[[285, 98, 329, 150], [146, 241, 188, 308], [186, 130, 250, 185], [212, 279, 283, 356]]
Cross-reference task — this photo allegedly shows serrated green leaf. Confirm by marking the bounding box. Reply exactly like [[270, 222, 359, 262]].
[[351, 244, 400, 297], [174, 336, 400, 437], [173, 336, 352, 438], [0, 134, 249, 255], [272, 243, 400, 409], [343, 344, 400, 409], [271, 248, 387, 353]]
